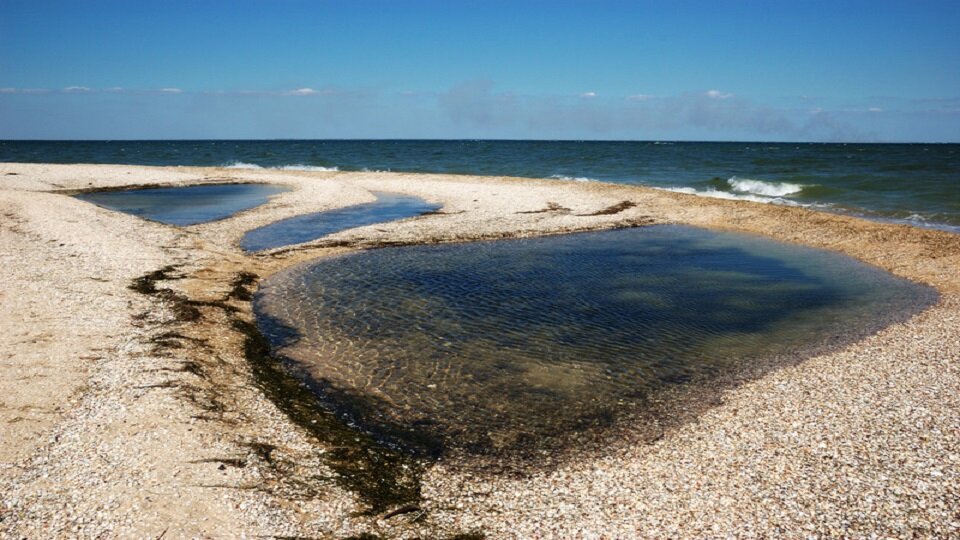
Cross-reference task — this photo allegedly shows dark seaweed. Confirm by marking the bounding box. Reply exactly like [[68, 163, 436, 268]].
[[128, 266, 425, 514], [228, 271, 259, 301], [577, 200, 636, 216], [232, 317, 424, 514]]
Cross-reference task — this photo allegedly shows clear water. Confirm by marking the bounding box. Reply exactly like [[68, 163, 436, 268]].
[[255, 226, 935, 457], [6, 140, 959, 231], [241, 191, 441, 252], [74, 183, 288, 226]]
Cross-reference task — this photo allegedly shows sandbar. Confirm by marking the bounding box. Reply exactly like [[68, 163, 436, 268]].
[[1, 162, 957, 538]]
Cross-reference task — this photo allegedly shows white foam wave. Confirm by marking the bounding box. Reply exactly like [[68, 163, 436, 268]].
[[727, 176, 804, 197], [661, 187, 805, 206], [549, 174, 597, 182], [223, 161, 264, 170], [222, 162, 338, 172], [278, 164, 339, 172]]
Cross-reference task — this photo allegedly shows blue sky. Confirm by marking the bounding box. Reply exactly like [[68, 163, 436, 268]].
[[1, 0, 958, 141]]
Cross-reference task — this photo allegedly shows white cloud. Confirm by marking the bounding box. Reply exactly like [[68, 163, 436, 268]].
[[0, 87, 15, 93], [868, 107, 883, 112], [287, 87, 319, 96], [158, 87, 183, 94], [580, 91, 597, 98], [627, 94, 654, 101], [706, 89, 733, 100], [63, 86, 91, 93], [283, 87, 343, 97]]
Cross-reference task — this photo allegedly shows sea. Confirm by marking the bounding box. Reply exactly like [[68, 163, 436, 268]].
[[2, 140, 958, 232]]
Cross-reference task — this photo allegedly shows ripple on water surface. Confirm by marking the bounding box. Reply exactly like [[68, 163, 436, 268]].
[[240, 191, 441, 251], [75, 183, 288, 226], [255, 226, 935, 459]]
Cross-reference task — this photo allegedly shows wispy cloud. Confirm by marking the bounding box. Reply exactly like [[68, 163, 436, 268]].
[[283, 87, 346, 97], [911, 96, 960, 105], [0, 85, 366, 99], [0, 86, 187, 94], [0, 81, 882, 140], [286, 87, 319, 96], [705, 89, 733, 100], [435, 82, 871, 141]]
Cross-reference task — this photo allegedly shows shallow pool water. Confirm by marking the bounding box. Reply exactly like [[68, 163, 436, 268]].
[[255, 226, 935, 457], [75, 183, 288, 226], [240, 191, 441, 251]]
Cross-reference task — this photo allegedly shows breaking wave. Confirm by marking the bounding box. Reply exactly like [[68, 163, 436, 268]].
[[659, 176, 821, 207], [549, 174, 597, 182], [223, 161, 263, 170], [727, 177, 804, 197], [222, 161, 339, 172], [661, 187, 806, 206], [279, 164, 339, 172]]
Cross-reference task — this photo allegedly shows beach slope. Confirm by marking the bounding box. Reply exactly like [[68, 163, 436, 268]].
[[1, 162, 958, 538]]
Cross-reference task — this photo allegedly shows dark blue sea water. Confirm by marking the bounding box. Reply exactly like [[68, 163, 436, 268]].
[[3, 140, 958, 231]]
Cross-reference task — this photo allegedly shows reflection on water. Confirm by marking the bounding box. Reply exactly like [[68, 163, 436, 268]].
[[240, 191, 440, 251], [75, 183, 288, 226], [255, 226, 935, 457]]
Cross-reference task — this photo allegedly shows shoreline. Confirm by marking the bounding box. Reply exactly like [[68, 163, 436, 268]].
[[1, 162, 958, 538]]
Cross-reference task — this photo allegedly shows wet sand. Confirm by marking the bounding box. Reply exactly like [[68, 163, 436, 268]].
[[1, 162, 958, 538]]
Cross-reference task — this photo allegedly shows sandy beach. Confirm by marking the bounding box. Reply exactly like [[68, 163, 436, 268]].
[[1, 162, 958, 538]]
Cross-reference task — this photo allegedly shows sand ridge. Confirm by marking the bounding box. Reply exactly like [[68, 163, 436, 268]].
[[0, 162, 957, 538]]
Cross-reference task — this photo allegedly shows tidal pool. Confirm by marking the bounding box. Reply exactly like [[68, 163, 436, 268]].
[[240, 191, 441, 251], [255, 226, 935, 458], [75, 183, 288, 226]]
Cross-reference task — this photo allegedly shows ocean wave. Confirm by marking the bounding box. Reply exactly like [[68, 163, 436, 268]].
[[222, 161, 338, 172], [223, 161, 263, 170], [727, 176, 805, 197], [661, 186, 806, 206], [663, 186, 960, 232], [855, 211, 960, 234], [278, 164, 339, 172], [899, 213, 960, 232], [549, 174, 597, 182]]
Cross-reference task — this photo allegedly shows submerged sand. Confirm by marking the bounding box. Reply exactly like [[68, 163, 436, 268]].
[[0, 162, 957, 538]]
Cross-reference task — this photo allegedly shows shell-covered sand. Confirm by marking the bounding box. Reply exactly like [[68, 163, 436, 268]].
[[1, 162, 957, 538]]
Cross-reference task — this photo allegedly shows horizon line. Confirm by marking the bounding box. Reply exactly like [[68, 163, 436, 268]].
[[1, 138, 958, 145]]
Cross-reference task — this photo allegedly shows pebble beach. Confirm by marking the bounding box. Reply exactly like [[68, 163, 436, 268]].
[[1, 162, 958, 538]]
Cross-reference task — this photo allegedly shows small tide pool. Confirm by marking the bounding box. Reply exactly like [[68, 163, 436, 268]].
[[75, 183, 288, 226], [254, 226, 935, 459], [240, 191, 441, 251]]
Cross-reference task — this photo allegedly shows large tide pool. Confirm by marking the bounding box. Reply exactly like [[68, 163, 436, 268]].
[[75, 183, 288, 226], [254, 226, 936, 459]]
